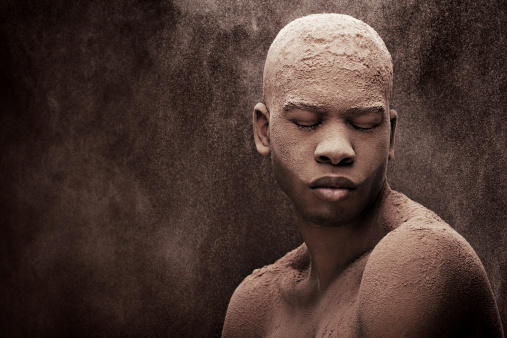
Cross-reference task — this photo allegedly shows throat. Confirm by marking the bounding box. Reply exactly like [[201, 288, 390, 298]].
[[306, 236, 370, 291], [298, 185, 393, 291]]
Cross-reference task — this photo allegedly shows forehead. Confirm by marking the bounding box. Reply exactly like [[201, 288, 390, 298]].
[[269, 62, 387, 113], [264, 14, 392, 110]]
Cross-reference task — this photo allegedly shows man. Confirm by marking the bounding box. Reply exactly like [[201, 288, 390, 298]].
[[222, 14, 504, 337]]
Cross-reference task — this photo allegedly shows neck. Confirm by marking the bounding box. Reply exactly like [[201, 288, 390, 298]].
[[297, 183, 393, 291]]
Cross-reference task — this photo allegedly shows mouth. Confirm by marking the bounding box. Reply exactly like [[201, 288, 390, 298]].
[[310, 176, 356, 202]]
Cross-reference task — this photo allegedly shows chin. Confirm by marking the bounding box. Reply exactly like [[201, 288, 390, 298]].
[[296, 205, 360, 227], [293, 183, 385, 227]]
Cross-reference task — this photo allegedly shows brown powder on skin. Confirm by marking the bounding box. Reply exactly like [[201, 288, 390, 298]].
[[263, 14, 393, 111], [223, 14, 504, 338], [224, 189, 504, 337]]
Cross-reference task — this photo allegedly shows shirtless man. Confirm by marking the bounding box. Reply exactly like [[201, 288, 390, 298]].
[[222, 14, 504, 337]]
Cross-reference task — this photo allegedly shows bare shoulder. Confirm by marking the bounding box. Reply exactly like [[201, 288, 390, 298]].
[[222, 244, 309, 338], [357, 192, 504, 337]]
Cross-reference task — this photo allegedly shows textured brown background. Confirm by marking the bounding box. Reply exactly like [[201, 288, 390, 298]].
[[0, 0, 505, 336]]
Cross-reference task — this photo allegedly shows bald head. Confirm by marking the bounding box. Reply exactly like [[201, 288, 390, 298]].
[[263, 14, 393, 109]]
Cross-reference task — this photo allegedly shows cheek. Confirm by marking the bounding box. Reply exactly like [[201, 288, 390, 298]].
[[372, 133, 390, 156], [356, 129, 391, 169], [270, 122, 304, 164], [269, 122, 315, 188]]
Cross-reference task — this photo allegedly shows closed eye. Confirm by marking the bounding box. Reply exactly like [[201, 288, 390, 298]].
[[294, 122, 321, 131], [350, 123, 378, 132]]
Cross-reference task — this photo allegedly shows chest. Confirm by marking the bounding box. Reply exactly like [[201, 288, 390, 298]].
[[266, 273, 362, 337]]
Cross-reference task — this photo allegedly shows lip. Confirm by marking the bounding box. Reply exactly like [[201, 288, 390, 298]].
[[310, 176, 356, 202]]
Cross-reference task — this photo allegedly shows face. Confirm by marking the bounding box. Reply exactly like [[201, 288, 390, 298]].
[[256, 59, 395, 227]]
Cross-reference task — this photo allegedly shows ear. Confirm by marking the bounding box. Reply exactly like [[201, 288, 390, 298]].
[[388, 109, 398, 160], [253, 102, 271, 156]]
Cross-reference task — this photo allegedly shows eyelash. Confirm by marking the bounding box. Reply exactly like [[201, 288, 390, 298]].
[[295, 122, 377, 132], [295, 122, 321, 131], [351, 124, 376, 132]]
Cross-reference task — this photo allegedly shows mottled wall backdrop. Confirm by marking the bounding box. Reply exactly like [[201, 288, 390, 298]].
[[1, 0, 505, 336]]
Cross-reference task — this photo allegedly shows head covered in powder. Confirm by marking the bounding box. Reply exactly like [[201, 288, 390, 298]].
[[226, 14, 505, 338], [263, 14, 393, 111]]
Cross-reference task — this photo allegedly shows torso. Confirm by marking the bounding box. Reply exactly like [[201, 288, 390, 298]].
[[265, 248, 370, 338], [223, 190, 504, 338], [256, 189, 419, 337]]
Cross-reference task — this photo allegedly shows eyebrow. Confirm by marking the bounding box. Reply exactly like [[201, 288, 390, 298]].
[[283, 102, 328, 114], [346, 105, 385, 116], [283, 102, 385, 115]]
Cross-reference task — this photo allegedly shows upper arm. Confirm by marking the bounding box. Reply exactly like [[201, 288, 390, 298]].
[[356, 223, 504, 338], [222, 274, 274, 338]]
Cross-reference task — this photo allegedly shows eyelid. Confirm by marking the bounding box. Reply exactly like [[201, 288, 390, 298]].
[[350, 121, 379, 132], [289, 110, 322, 130], [349, 114, 383, 131], [294, 121, 321, 131]]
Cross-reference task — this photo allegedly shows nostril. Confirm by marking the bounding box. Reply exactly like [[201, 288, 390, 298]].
[[317, 155, 353, 166], [314, 138, 356, 166], [340, 157, 354, 165], [317, 155, 331, 163]]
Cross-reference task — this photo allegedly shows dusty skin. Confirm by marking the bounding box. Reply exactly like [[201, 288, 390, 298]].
[[222, 14, 504, 337]]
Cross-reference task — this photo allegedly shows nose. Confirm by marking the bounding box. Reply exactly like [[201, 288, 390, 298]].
[[314, 127, 355, 166]]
